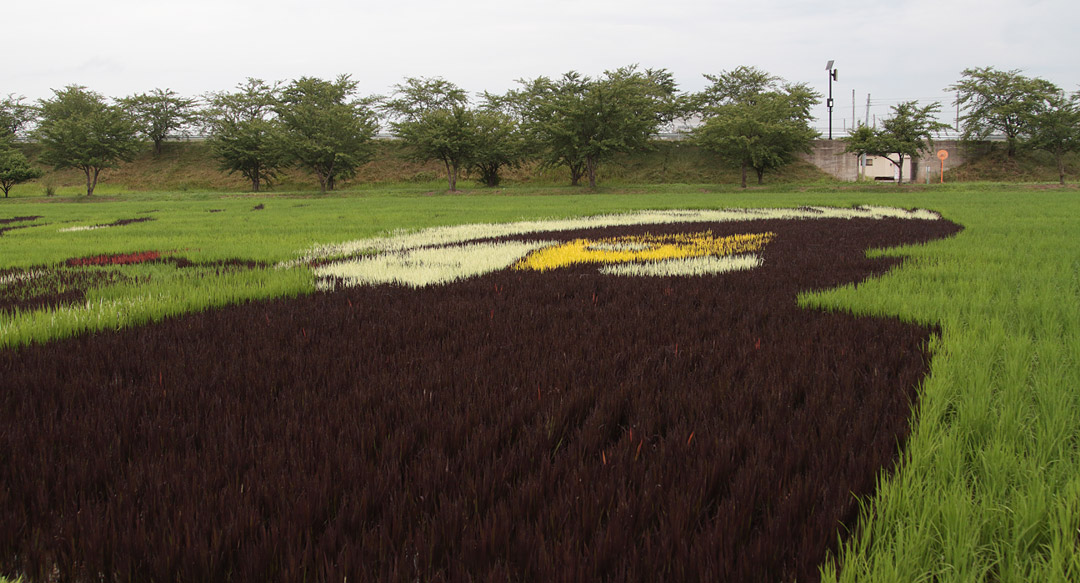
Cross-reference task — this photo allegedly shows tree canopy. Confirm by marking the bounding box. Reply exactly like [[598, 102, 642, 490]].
[[382, 78, 526, 191], [36, 85, 141, 196], [383, 77, 476, 192], [694, 65, 781, 110], [204, 79, 287, 193], [275, 75, 379, 193], [468, 106, 526, 188], [120, 88, 199, 155], [0, 94, 36, 141], [693, 69, 819, 188], [0, 144, 42, 197], [512, 66, 680, 188], [382, 77, 468, 124], [1024, 91, 1080, 185], [948, 67, 1061, 157]]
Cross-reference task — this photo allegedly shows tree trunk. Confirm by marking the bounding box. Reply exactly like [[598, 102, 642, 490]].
[[586, 156, 597, 188], [153, 139, 164, 156], [84, 167, 99, 196], [480, 163, 500, 187], [569, 161, 585, 186], [896, 155, 905, 186], [317, 170, 328, 194], [1058, 150, 1067, 185], [444, 159, 457, 192], [740, 161, 747, 189], [756, 167, 765, 185], [321, 162, 336, 192]]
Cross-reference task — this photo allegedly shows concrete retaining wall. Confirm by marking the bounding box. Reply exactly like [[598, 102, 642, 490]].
[[801, 139, 988, 182]]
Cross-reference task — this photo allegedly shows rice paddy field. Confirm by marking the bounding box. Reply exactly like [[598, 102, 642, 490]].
[[1, 184, 1079, 582]]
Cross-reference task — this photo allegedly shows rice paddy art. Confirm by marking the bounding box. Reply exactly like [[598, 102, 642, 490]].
[[0, 208, 963, 582], [56, 216, 156, 233]]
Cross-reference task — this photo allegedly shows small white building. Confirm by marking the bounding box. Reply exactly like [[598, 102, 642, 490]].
[[859, 155, 911, 182]]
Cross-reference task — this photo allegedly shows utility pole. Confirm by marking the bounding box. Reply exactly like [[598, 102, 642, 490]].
[[825, 60, 838, 139], [955, 91, 960, 133], [859, 93, 871, 180]]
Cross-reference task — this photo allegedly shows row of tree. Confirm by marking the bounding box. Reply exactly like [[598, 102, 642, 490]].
[[3, 65, 1078, 196], [0, 66, 820, 195], [844, 67, 1080, 185]]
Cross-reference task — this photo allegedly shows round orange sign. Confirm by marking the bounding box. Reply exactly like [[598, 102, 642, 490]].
[[937, 150, 949, 161]]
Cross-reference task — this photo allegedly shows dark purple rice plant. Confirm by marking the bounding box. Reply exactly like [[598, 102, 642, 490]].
[[0, 216, 962, 582]]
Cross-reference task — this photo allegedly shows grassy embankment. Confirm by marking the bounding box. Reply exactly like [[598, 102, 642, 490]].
[[3, 139, 834, 197], [2, 180, 1079, 581]]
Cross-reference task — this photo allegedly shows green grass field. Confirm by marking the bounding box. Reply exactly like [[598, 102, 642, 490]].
[[2, 183, 1079, 581]]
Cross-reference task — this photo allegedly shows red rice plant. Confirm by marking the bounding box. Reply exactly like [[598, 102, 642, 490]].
[[65, 251, 163, 267]]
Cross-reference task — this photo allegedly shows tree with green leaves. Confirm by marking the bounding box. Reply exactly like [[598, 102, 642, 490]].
[[381, 76, 468, 124], [204, 79, 286, 193], [469, 107, 525, 187], [383, 77, 475, 191], [844, 101, 950, 185], [120, 88, 199, 155], [507, 74, 588, 185], [1025, 91, 1080, 185], [275, 75, 378, 193], [948, 67, 1061, 157], [513, 66, 680, 188], [692, 69, 819, 188], [694, 65, 781, 110], [0, 144, 42, 197], [0, 94, 37, 140], [846, 123, 876, 180], [383, 78, 526, 191], [36, 85, 141, 196], [396, 105, 477, 192]]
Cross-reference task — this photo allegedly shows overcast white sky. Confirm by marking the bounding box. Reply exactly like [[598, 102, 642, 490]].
[[5, 0, 1078, 134]]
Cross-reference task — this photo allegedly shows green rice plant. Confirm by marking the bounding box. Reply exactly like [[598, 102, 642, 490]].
[[805, 190, 1080, 583], [0, 263, 312, 348]]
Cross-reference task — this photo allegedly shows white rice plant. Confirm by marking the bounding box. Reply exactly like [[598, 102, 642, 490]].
[[313, 240, 556, 289], [599, 254, 764, 277], [0, 269, 46, 288], [281, 206, 941, 268], [57, 225, 107, 233]]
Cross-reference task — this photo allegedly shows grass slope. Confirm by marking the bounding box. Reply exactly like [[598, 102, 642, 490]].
[[2, 184, 1079, 581], [4, 140, 834, 197]]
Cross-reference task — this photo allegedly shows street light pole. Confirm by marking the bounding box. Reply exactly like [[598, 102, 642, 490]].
[[825, 60, 838, 139]]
